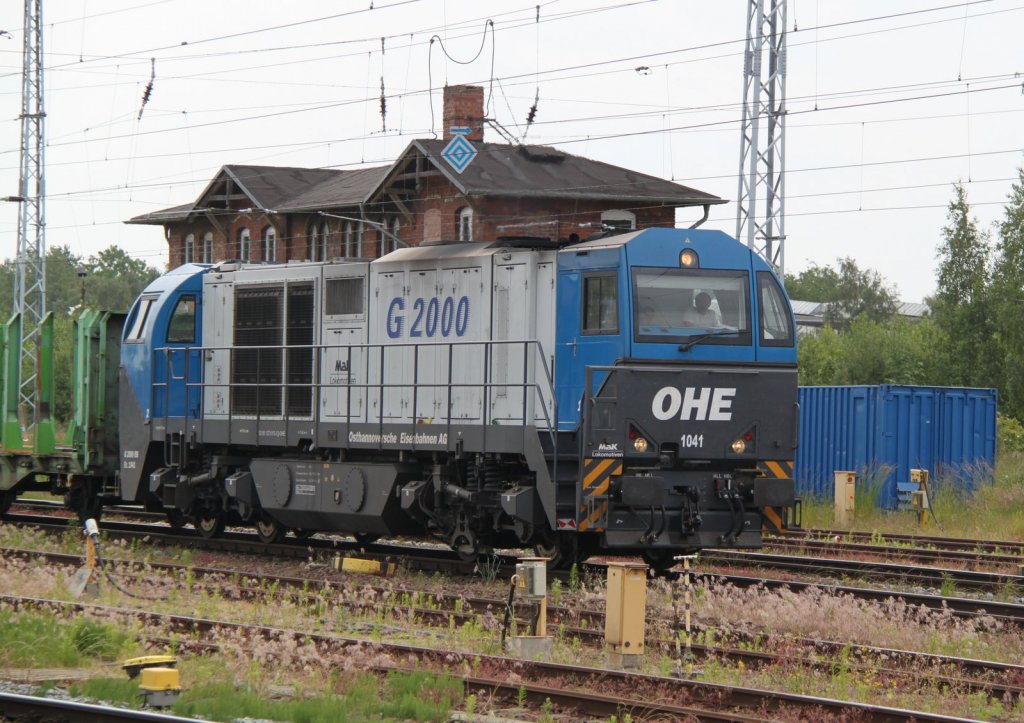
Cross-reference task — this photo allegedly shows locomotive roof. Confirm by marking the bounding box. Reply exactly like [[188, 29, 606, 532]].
[[373, 241, 524, 263]]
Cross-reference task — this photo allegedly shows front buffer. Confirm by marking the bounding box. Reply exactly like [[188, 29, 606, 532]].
[[578, 363, 797, 552]]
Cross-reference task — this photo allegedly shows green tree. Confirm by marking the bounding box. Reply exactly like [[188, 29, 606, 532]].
[[84, 246, 160, 312], [0, 245, 160, 422], [798, 317, 945, 387], [990, 167, 1024, 419], [822, 258, 899, 332], [785, 264, 841, 302], [930, 183, 996, 388]]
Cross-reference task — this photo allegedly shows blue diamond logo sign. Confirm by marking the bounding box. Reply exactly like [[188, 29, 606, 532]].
[[441, 134, 477, 174]]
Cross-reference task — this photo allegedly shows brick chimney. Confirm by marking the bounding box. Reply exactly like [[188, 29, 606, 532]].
[[442, 85, 485, 142]]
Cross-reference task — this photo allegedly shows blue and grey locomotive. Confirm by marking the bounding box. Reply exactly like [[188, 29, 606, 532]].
[[3, 227, 798, 568]]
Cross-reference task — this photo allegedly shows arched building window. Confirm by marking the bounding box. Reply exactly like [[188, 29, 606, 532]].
[[309, 223, 328, 261], [343, 222, 354, 257], [457, 206, 473, 242], [184, 234, 195, 264], [262, 226, 276, 263], [202, 232, 213, 263], [384, 217, 401, 255], [238, 227, 251, 262]]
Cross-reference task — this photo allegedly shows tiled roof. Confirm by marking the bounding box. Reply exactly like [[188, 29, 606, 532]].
[[405, 140, 724, 205]]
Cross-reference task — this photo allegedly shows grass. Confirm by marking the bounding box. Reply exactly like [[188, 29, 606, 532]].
[[170, 670, 462, 722], [0, 610, 137, 668], [799, 451, 1024, 540], [68, 670, 463, 722]]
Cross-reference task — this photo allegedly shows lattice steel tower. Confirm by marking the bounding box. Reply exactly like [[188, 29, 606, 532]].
[[736, 0, 787, 276], [14, 0, 46, 422]]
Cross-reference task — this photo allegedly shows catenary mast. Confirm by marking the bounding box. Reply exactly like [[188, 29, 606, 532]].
[[13, 0, 46, 426], [736, 0, 787, 276]]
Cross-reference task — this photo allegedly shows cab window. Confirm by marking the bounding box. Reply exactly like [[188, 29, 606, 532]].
[[757, 271, 793, 346], [582, 273, 618, 334], [126, 296, 157, 341], [632, 268, 751, 345], [166, 295, 197, 344]]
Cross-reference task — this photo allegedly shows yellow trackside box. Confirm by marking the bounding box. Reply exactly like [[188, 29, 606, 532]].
[[122, 655, 177, 679], [333, 555, 396, 576], [605, 561, 648, 654], [140, 667, 180, 691], [139, 666, 181, 708]]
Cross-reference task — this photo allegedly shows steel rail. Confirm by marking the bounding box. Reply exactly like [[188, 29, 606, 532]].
[[767, 535, 1024, 568], [783, 528, 1024, 556], [0, 691, 199, 722], [701, 549, 1024, 593], [691, 570, 1024, 624], [0, 594, 980, 722]]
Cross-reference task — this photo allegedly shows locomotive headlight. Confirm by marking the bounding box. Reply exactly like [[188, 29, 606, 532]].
[[633, 437, 649, 453], [730, 438, 747, 454], [679, 249, 699, 268]]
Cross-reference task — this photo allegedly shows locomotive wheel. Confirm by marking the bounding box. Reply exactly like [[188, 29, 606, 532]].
[[166, 508, 188, 530], [451, 532, 480, 562], [641, 549, 678, 573], [194, 513, 225, 539], [255, 516, 286, 545], [534, 533, 580, 571], [353, 532, 380, 546], [292, 528, 315, 540]]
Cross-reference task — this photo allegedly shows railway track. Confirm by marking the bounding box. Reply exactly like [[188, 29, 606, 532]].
[[6, 543, 1023, 700], [785, 527, 1024, 555], [767, 534, 1024, 570], [0, 593, 981, 722], [702, 549, 1024, 595], [8, 509, 1024, 627]]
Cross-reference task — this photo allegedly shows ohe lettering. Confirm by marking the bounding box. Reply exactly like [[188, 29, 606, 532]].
[[652, 386, 736, 421]]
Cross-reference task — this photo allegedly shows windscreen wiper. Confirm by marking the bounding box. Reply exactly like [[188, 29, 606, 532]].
[[677, 327, 739, 352]]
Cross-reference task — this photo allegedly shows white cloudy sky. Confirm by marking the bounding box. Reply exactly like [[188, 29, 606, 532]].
[[1, 0, 1022, 303]]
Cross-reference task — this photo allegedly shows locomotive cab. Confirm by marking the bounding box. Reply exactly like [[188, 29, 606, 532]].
[[118, 264, 207, 507], [553, 228, 798, 562]]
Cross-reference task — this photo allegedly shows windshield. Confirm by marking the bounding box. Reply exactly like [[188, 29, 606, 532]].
[[632, 268, 751, 344]]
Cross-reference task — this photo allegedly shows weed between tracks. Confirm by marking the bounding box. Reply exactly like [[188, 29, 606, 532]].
[[3, 523, 1024, 720], [800, 451, 1024, 542]]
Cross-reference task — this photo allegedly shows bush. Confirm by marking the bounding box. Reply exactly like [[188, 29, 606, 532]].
[[997, 413, 1024, 453]]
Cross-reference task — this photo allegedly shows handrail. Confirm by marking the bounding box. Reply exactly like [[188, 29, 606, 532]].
[[151, 337, 559, 438]]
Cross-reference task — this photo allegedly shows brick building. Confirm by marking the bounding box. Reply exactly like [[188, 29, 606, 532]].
[[128, 85, 724, 268]]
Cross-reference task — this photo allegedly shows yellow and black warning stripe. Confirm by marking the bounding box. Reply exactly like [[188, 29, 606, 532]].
[[578, 457, 622, 532], [757, 459, 794, 534], [756, 459, 793, 480]]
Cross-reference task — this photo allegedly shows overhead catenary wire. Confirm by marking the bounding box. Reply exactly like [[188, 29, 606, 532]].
[[1, 0, 1021, 278]]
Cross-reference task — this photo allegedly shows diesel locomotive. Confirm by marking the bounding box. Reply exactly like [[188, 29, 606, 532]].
[[0, 227, 798, 568]]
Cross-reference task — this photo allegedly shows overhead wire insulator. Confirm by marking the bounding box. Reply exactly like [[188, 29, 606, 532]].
[[379, 37, 386, 132], [138, 57, 155, 121]]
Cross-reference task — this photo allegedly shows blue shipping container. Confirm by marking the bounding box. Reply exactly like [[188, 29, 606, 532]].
[[795, 385, 997, 508]]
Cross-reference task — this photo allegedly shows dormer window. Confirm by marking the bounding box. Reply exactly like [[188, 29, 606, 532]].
[[601, 209, 636, 232], [457, 206, 473, 242]]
